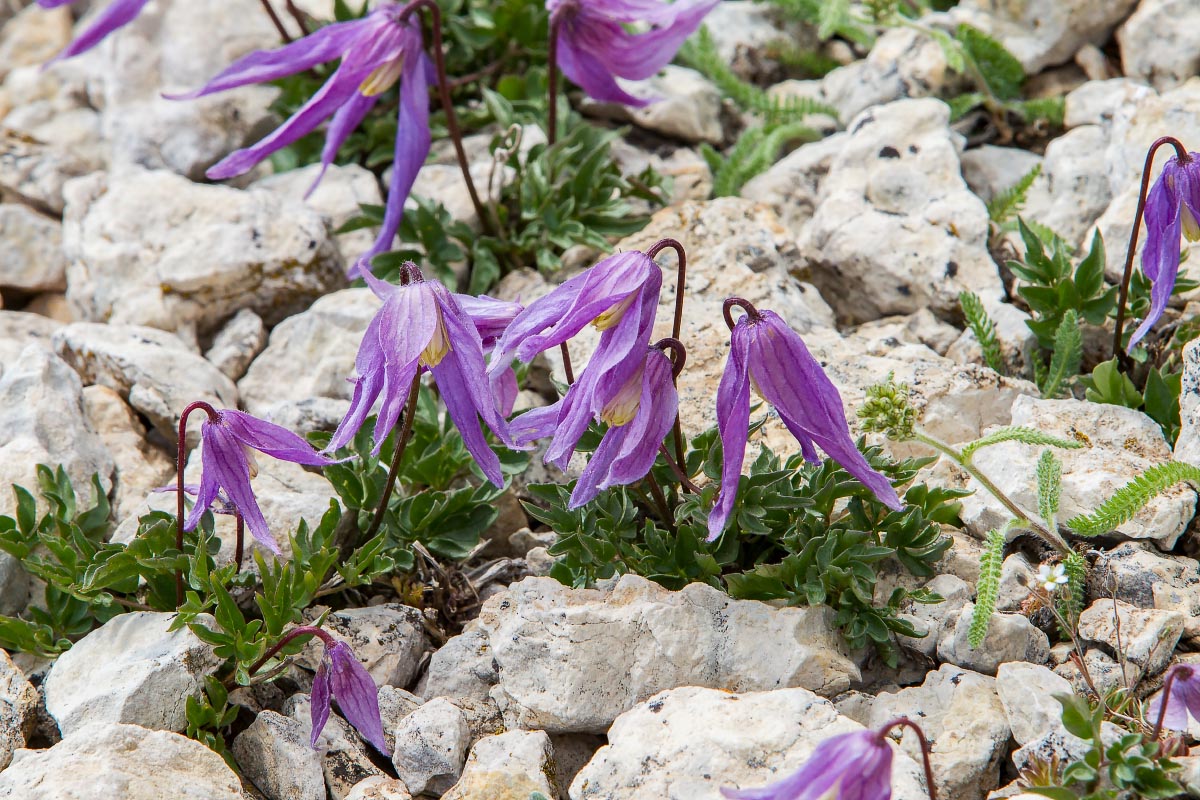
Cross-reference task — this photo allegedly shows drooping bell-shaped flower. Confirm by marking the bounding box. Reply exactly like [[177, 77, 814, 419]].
[[488, 250, 663, 470], [185, 409, 339, 555], [168, 4, 431, 276], [38, 0, 151, 62], [708, 301, 903, 541], [513, 345, 678, 507], [721, 729, 895, 800], [457, 294, 524, 417], [1148, 663, 1200, 731], [547, 0, 719, 107], [301, 631, 387, 754], [327, 264, 515, 486], [1130, 151, 1200, 347]]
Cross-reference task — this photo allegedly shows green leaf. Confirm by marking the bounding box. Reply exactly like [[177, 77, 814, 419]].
[[1036, 450, 1062, 533], [1057, 693, 1098, 741], [1040, 310, 1082, 398], [961, 426, 1082, 461], [956, 23, 1025, 100], [959, 291, 1006, 373], [1067, 461, 1200, 537], [1082, 359, 1142, 409], [968, 528, 1005, 648], [987, 163, 1042, 224]]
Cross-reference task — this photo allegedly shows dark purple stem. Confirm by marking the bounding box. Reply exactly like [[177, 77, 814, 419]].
[[560, 343, 575, 385], [246, 625, 334, 679], [879, 718, 938, 800], [547, 13, 560, 146], [366, 374, 422, 541], [176, 401, 220, 606], [1152, 665, 1183, 741], [722, 297, 763, 332], [256, 0, 293, 43], [234, 513, 245, 573], [652, 336, 696, 492], [646, 239, 687, 342], [1113, 136, 1191, 366]]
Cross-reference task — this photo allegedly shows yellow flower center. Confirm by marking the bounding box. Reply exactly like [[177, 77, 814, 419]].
[[419, 308, 451, 368], [600, 369, 644, 427], [1184, 206, 1200, 242], [592, 294, 636, 331], [359, 58, 405, 96], [242, 444, 260, 480]]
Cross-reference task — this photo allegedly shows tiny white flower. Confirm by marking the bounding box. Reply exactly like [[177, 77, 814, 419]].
[[1037, 563, 1069, 593]]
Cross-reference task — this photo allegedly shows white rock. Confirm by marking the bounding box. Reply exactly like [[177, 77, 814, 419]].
[[995, 552, 1038, 613], [238, 288, 380, 429], [0, 722, 247, 799], [475, 575, 858, 734], [0, 310, 61, 375], [1118, 0, 1200, 92], [0, 650, 38, 770], [571, 686, 931, 800], [298, 604, 428, 690], [945, 298, 1037, 375], [81, 385, 174, 524], [960, 145, 1043, 205], [621, 66, 724, 145], [253, 163, 383, 261], [0, 552, 28, 617], [1175, 336, 1200, 465], [741, 131, 848, 231], [0, 344, 114, 518], [870, 664, 1011, 800], [0, 203, 67, 292], [1090, 542, 1200, 643], [796, 98, 1002, 323], [52, 321, 238, 442], [1077, 599, 1184, 682], [821, 26, 953, 124], [204, 308, 267, 382], [898, 574, 972, 658], [701, 2, 789, 71], [0, 2, 72, 80], [93, 0, 279, 178], [963, 396, 1194, 547], [345, 777, 413, 800], [1064, 78, 1154, 129], [1102, 79, 1200, 209], [850, 308, 964, 358], [232, 710, 327, 800], [43, 611, 222, 736], [390, 697, 471, 797], [442, 730, 558, 800], [952, 0, 1139, 73], [1020, 125, 1113, 246], [939, 602, 1051, 675], [417, 624, 499, 703], [995, 662, 1074, 746], [0, 127, 100, 214], [63, 169, 346, 336], [283, 694, 385, 799]]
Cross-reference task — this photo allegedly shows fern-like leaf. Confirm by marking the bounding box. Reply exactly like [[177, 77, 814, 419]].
[[1067, 461, 1200, 536], [987, 163, 1042, 224], [956, 23, 1025, 101], [1057, 550, 1087, 635], [1036, 450, 1062, 534], [1040, 310, 1082, 399], [1010, 97, 1065, 127], [969, 528, 1006, 648], [959, 291, 1005, 374], [960, 426, 1083, 461]]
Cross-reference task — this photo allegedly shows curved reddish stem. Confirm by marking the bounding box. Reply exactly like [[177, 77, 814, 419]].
[[246, 625, 335, 680], [722, 297, 762, 331], [646, 238, 687, 341], [176, 401, 221, 606], [879, 717, 938, 800], [1152, 664, 1188, 741]]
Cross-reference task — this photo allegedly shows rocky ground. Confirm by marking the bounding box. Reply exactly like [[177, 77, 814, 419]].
[[1, 0, 1200, 798]]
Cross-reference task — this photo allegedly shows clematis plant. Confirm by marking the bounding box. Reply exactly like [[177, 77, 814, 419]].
[[708, 298, 903, 541], [1149, 663, 1200, 737], [37, 0, 151, 61], [168, 1, 484, 277], [722, 718, 936, 800]]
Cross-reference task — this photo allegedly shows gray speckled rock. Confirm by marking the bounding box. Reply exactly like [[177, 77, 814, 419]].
[[0, 650, 38, 770], [0, 722, 247, 799], [476, 575, 858, 734], [1118, 0, 1200, 92], [297, 604, 429, 690], [442, 730, 558, 800], [1077, 600, 1184, 683], [939, 602, 1051, 675], [390, 697, 471, 796], [570, 686, 930, 800], [995, 662, 1075, 746], [43, 612, 221, 736], [0, 203, 67, 292], [1089, 542, 1200, 643], [232, 710, 326, 800]]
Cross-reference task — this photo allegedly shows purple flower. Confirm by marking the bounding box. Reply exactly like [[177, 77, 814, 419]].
[[708, 303, 903, 541], [187, 410, 338, 555], [311, 639, 388, 754], [1148, 663, 1200, 731], [488, 250, 663, 470], [1130, 152, 1200, 347], [38, 0, 151, 62], [457, 294, 524, 417], [548, 0, 719, 107], [327, 264, 515, 486], [513, 345, 678, 506], [722, 729, 894, 800], [168, 5, 431, 276]]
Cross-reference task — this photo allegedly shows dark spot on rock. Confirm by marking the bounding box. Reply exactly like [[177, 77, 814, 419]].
[[945, 261, 959, 278], [852, 113, 876, 134], [909, 144, 919, 154], [649, 700, 664, 713], [879, 146, 901, 159], [897, 284, 912, 296], [951, 673, 963, 685]]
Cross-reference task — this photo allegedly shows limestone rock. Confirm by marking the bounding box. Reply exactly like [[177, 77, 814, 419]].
[[702, 1, 793, 79], [283, 694, 385, 799], [939, 602, 1051, 675], [442, 730, 559, 800], [952, 0, 1139, 73], [1118, 0, 1200, 92], [995, 662, 1075, 746], [62, 169, 346, 336], [897, 573, 972, 658], [43, 611, 222, 736], [52, 321, 238, 442], [233, 711, 326, 800], [376, 685, 424, 756], [1175, 336, 1200, 466], [796, 98, 1002, 323], [476, 575, 858, 734], [297, 604, 429, 690], [0, 3, 72, 80], [390, 697, 471, 797], [81, 385, 174, 524], [0, 203, 67, 292], [1077, 599, 1184, 682], [0, 125, 101, 214], [870, 665, 1011, 800], [740, 131, 847, 232], [253, 163, 383, 261], [571, 686, 930, 800], [960, 146, 1043, 205], [0, 344, 114, 519], [345, 778, 413, 800], [417, 624, 499, 703], [238, 288, 381, 428], [0, 650, 38, 770], [962, 396, 1194, 547], [601, 66, 725, 145], [1089, 542, 1200, 643], [820, 26, 953, 124], [0, 723, 246, 799], [1020, 125, 1112, 246], [1064, 78, 1155, 129], [204, 308, 267, 382], [0, 311, 61, 375]]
